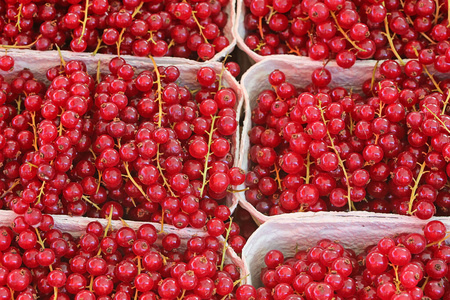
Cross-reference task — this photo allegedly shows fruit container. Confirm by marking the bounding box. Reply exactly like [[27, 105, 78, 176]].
[[242, 211, 450, 287], [238, 56, 450, 224], [0, 209, 248, 294], [238, 56, 381, 224], [0, 48, 244, 219], [234, 1, 291, 64], [0, 0, 237, 63]]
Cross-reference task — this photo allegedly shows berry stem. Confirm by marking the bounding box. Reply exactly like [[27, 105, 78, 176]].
[[227, 187, 249, 193], [407, 160, 428, 215], [0, 178, 20, 199], [29, 112, 38, 151], [184, 0, 209, 43], [382, 15, 405, 65], [305, 153, 311, 184], [448, 0, 450, 27], [34, 227, 53, 271], [15, 4, 22, 32], [399, 0, 437, 45], [370, 61, 379, 95], [177, 289, 186, 300], [422, 65, 443, 93], [421, 276, 430, 290], [258, 16, 264, 39], [16, 96, 22, 115], [391, 264, 401, 292], [217, 56, 229, 90], [219, 217, 233, 271], [58, 109, 65, 136], [319, 101, 356, 211], [0, 36, 41, 49], [78, 0, 90, 44], [286, 43, 302, 56], [35, 182, 46, 205], [123, 161, 150, 201], [55, 44, 66, 67], [426, 233, 450, 247], [434, 0, 440, 25], [198, 115, 219, 197], [273, 163, 283, 191], [116, 28, 126, 57], [92, 39, 103, 56], [81, 195, 101, 210], [442, 91, 450, 114], [96, 60, 101, 84], [148, 56, 177, 199], [329, 11, 364, 52], [424, 106, 450, 134]]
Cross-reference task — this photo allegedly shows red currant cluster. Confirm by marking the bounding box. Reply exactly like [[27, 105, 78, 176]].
[[246, 61, 450, 219], [0, 54, 247, 251], [242, 0, 450, 67], [239, 220, 450, 300], [0, 213, 245, 300], [0, 0, 232, 61]]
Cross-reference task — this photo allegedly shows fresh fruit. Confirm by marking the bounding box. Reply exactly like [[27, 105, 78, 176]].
[[255, 220, 450, 299], [246, 61, 450, 219]]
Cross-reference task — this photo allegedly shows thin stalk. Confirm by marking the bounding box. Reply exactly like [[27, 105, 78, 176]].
[[219, 217, 233, 271], [383, 17, 404, 65], [407, 160, 428, 215], [319, 101, 355, 211], [0, 179, 20, 199], [329, 11, 364, 52], [78, 0, 90, 44], [199, 115, 219, 196]]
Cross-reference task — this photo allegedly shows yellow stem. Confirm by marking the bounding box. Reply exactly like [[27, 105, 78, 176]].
[[58, 109, 65, 136], [35, 182, 46, 205], [319, 101, 355, 211], [123, 162, 149, 201], [407, 160, 428, 215], [55, 44, 66, 67], [442, 92, 450, 114], [392, 265, 401, 292], [219, 217, 233, 271], [273, 164, 283, 191], [78, 0, 90, 44], [424, 106, 450, 134], [426, 233, 450, 247], [383, 16, 405, 65], [198, 115, 219, 196], [16, 4, 22, 32], [81, 195, 101, 210], [116, 28, 126, 57], [92, 39, 103, 56], [34, 227, 53, 271], [29, 112, 38, 152], [329, 11, 364, 52], [96, 60, 101, 84], [305, 153, 311, 184], [258, 16, 264, 39], [434, 0, 440, 25], [0, 179, 20, 199], [370, 61, 379, 94], [148, 56, 177, 199], [183, 0, 209, 43], [423, 65, 443, 93]]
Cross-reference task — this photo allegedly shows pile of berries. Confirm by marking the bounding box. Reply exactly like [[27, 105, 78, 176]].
[[0, 54, 247, 254], [0, 0, 232, 60], [0, 213, 245, 300], [238, 220, 450, 299], [243, 0, 450, 68], [246, 59, 450, 219]]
